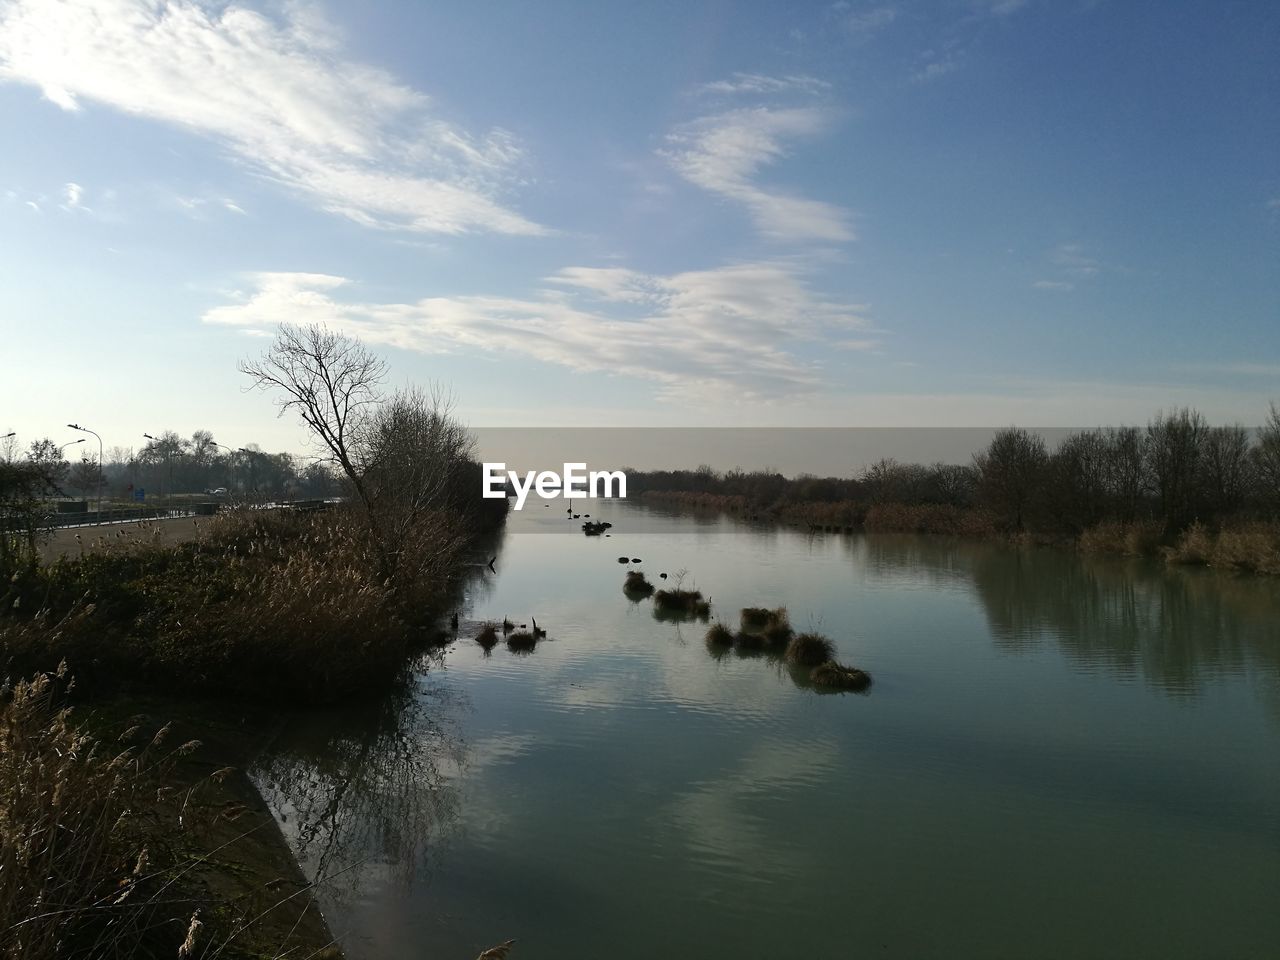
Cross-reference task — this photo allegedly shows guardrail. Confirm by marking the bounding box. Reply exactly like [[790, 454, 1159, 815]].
[[33, 498, 338, 530]]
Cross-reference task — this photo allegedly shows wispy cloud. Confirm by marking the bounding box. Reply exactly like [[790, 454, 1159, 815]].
[[698, 73, 831, 96], [0, 0, 544, 236], [174, 194, 247, 218], [842, 5, 899, 40], [1052, 242, 1102, 276], [663, 107, 852, 242], [203, 264, 872, 400], [1031, 279, 1073, 292], [912, 49, 962, 83]]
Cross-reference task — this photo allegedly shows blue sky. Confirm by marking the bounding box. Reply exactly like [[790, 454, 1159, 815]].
[[1, 0, 1277, 455]]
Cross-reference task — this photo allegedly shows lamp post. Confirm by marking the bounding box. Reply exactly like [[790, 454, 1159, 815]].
[[210, 441, 236, 498], [57, 438, 86, 456], [67, 423, 103, 522]]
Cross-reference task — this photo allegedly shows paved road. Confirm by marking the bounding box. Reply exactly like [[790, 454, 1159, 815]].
[[40, 515, 210, 561]]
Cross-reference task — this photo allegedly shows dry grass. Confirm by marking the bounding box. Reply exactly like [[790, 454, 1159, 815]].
[[1078, 519, 1163, 557], [1165, 521, 1280, 574], [1, 668, 202, 959], [0, 507, 462, 703], [786, 632, 836, 666], [810, 660, 872, 692]]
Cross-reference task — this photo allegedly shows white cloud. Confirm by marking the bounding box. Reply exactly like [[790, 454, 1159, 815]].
[[0, 0, 543, 236], [698, 73, 830, 96], [844, 6, 898, 39], [1052, 242, 1101, 276], [62, 181, 84, 210], [1031, 279, 1073, 291], [663, 107, 852, 242], [203, 263, 872, 401], [913, 51, 961, 83]]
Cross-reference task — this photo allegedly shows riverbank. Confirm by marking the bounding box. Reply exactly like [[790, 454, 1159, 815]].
[[2, 500, 497, 958], [1, 677, 341, 959], [635, 490, 1280, 575]]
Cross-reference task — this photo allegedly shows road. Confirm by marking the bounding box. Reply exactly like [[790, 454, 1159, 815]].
[[39, 515, 211, 561]]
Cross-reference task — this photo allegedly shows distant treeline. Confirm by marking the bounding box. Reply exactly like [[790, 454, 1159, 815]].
[[626, 406, 1280, 573], [1, 429, 340, 501]]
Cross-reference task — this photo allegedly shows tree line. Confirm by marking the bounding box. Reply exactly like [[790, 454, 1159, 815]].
[[627, 404, 1280, 537], [1, 429, 339, 501]]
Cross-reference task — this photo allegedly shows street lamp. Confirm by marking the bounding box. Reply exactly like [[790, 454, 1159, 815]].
[[209, 441, 236, 497], [57, 438, 86, 456], [67, 423, 103, 521]]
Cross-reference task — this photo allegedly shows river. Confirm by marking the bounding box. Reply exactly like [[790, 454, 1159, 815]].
[[251, 498, 1280, 959]]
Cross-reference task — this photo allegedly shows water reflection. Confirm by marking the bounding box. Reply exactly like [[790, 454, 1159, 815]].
[[251, 676, 465, 893], [858, 535, 1280, 694]]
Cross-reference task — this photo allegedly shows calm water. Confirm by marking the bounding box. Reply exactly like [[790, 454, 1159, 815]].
[[253, 500, 1280, 960]]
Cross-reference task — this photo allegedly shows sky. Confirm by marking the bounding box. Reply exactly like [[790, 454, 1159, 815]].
[[0, 0, 1277, 458]]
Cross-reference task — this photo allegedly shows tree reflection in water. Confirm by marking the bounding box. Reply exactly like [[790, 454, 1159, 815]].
[[249, 666, 467, 897], [854, 533, 1280, 696]]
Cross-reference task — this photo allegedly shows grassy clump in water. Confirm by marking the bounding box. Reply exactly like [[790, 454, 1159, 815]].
[[739, 607, 782, 629], [653, 588, 711, 621], [475, 622, 499, 649], [506, 630, 537, 652], [623, 570, 655, 598], [786, 632, 835, 666], [705, 622, 734, 646], [763, 620, 793, 648], [811, 660, 872, 692]]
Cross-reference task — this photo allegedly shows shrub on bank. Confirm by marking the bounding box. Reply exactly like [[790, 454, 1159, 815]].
[[1078, 520, 1163, 557], [0, 507, 466, 703]]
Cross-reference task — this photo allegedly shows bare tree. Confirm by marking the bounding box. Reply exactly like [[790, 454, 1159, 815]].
[[1102, 426, 1146, 521], [974, 427, 1048, 531], [240, 324, 387, 518], [1145, 408, 1207, 529], [1254, 403, 1280, 514], [1201, 424, 1252, 515]]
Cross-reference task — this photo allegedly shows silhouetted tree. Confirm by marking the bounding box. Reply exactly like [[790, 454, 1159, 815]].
[[974, 427, 1048, 531], [1145, 408, 1208, 529]]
